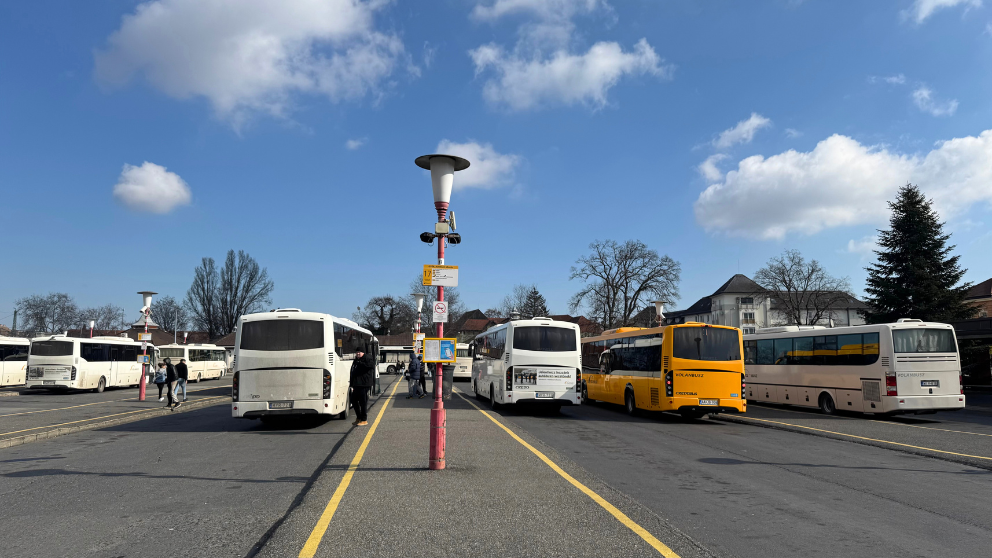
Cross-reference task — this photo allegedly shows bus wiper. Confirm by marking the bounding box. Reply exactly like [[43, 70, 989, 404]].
[[695, 337, 702, 360]]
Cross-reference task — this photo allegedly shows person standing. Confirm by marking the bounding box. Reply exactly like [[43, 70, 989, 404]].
[[164, 357, 180, 409], [174, 358, 189, 403], [419, 359, 429, 396], [349, 344, 376, 426], [154, 362, 169, 401], [406, 351, 425, 399]]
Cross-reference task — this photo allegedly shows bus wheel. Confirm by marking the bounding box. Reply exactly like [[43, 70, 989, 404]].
[[819, 393, 836, 415], [581, 382, 591, 404], [93, 377, 106, 394], [624, 390, 637, 416], [490, 386, 501, 411], [337, 406, 349, 420], [387, 365, 396, 375]]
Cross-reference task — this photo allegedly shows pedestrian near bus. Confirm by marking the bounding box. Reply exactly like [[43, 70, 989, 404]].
[[419, 359, 429, 396], [349, 344, 376, 426], [163, 357, 180, 409], [154, 362, 169, 400], [174, 358, 189, 402], [406, 351, 425, 399]]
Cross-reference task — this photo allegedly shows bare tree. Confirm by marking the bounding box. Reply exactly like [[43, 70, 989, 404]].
[[78, 304, 124, 330], [353, 295, 415, 335], [218, 250, 274, 335], [15, 293, 80, 334], [185, 257, 222, 338], [408, 275, 466, 336], [154, 295, 190, 332], [753, 249, 853, 326], [491, 284, 531, 318], [569, 240, 680, 329]]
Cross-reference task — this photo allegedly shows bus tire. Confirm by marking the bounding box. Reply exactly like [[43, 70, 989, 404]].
[[581, 382, 591, 404], [93, 377, 106, 394], [624, 389, 637, 416], [490, 386, 501, 411], [819, 393, 836, 415], [387, 365, 396, 375], [337, 406, 349, 420]]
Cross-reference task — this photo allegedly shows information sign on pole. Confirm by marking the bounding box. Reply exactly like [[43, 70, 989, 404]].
[[414, 333, 425, 341], [422, 338, 457, 363], [136, 355, 149, 364], [432, 301, 448, 323], [413, 340, 423, 355], [138, 333, 152, 341], [422, 265, 458, 287]]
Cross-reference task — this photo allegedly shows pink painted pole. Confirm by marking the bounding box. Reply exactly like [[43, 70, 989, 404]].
[[138, 312, 148, 401], [429, 201, 448, 470]]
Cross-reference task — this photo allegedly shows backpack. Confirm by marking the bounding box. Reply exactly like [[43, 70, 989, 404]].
[[154, 369, 167, 383]]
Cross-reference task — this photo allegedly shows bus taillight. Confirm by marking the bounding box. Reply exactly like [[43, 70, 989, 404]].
[[665, 370, 673, 397], [323, 369, 332, 399], [71, 366, 77, 381], [885, 370, 897, 396], [741, 374, 746, 400], [960, 374, 964, 395], [575, 368, 581, 390], [505, 367, 513, 392], [232, 371, 239, 401]]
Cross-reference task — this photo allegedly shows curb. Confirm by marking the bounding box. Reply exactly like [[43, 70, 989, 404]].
[[0, 395, 230, 450]]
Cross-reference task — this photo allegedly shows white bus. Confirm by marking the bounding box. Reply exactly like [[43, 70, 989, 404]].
[[453, 343, 472, 380], [471, 318, 582, 411], [1, 337, 29, 386], [158, 343, 227, 382], [743, 319, 965, 415], [378, 344, 413, 375], [232, 309, 373, 423], [26, 335, 156, 393]]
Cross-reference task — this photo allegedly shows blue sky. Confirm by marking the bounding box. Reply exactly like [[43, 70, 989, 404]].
[[2, 0, 991, 327]]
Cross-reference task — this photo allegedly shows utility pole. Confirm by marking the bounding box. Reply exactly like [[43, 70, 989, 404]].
[[137, 291, 156, 401]]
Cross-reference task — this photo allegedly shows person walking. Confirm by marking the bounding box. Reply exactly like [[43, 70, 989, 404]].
[[154, 362, 169, 401], [419, 358, 429, 396], [349, 344, 376, 426], [174, 358, 189, 403], [406, 351, 426, 399], [164, 357, 180, 409]]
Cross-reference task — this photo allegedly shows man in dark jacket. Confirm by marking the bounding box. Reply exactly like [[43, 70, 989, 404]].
[[174, 359, 189, 403], [164, 358, 180, 409], [406, 351, 425, 399], [349, 344, 376, 426]]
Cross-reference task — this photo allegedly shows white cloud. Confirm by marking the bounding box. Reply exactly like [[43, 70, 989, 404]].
[[713, 113, 772, 149], [113, 162, 191, 214], [470, 39, 670, 110], [472, 0, 605, 21], [94, 0, 408, 125], [846, 236, 879, 260], [435, 140, 522, 189], [693, 130, 992, 239], [698, 154, 729, 182], [869, 73, 907, 84], [912, 86, 959, 116], [986, 21, 992, 34], [345, 138, 366, 150], [784, 128, 803, 138], [903, 0, 982, 24]]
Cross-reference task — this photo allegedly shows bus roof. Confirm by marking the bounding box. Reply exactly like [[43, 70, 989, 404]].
[[744, 321, 954, 339], [582, 322, 740, 344], [472, 318, 579, 339], [238, 310, 373, 337], [0, 336, 30, 344]]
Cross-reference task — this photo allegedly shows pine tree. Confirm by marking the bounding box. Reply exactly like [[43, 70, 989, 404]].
[[521, 287, 550, 319], [863, 184, 975, 324]]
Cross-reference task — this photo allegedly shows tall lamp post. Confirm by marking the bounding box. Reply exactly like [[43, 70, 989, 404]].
[[89, 320, 95, 338], [415, 153, 469, 471], [411, 293, 425, 341], [137, 291, 156, 401]]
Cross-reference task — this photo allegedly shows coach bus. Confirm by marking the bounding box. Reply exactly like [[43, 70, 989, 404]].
[[232, 309, 373, 423], [378, 344, 413, 375], [158, 343, 227, 382], [25, 334, 155, 392], [743, 319, 965, 415], [0, 336, 29, 386], [472, 318, 582, 411], [453, 343, 472, 380], [581, 323, 745, 419]]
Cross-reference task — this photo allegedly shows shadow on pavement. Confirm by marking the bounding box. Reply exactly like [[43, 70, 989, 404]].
[[0, 467, 311, 483]]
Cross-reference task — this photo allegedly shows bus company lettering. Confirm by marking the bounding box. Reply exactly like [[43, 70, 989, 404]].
[[676, 373, 705, 378], [676, 392, 698, 396], [898, 372, 926, 377]]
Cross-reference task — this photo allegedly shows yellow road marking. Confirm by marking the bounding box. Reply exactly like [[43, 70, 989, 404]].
[[0, 384, 229, 418], [0, 395, 229, 437], [737, 416, 992, 461], [299, 380, 402, 558], [750, 402, 992, 438], [454, 391, 680, 558]]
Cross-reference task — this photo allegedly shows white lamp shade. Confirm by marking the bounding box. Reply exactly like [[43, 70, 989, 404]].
[[138, 291, 156, 309], [653, 301, 665, 320], [430, 157, 454, 205], [412, 293, 426, 312]]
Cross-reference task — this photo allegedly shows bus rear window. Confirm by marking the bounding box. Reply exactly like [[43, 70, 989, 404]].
[[30, 341, 73, 357], [512, 327, 576, 352], [673, 327, 741, 361], [240, 320, 324, 351], [892, 329, 956, 353]]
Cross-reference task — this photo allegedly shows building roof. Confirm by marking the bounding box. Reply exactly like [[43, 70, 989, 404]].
[[65, 327, 212, 347], [711, 274, 766, 296], [966, 277, 992, 300], [214, 332, 236, 347], [377, 333, 415, 346], [458, 318, 493, 333], [768, 293, 868, 310]]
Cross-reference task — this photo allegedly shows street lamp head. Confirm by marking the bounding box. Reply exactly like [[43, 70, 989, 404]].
[[137, 291, 157, 310], [651, 300, 666, 323], [89, 320, 95, 329], [415, 154, 469, 217], [447, 233, 462, 245], [412, 293, 426, 313]]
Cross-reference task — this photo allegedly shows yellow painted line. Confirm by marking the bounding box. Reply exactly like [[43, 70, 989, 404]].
[[299, 380, 402, 558], [454, 391, 680, 558], [737, 416, 992, 461], [750, 402, 992, 438], [0, 395, 228, 437], [0, 384, 229, 418]]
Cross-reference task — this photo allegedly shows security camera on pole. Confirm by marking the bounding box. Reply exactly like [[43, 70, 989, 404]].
[[415, 153, 469, 471], [137, 291, 156, 401]]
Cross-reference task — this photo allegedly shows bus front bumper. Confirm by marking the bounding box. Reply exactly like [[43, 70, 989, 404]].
[[232, 399, 327, 418]]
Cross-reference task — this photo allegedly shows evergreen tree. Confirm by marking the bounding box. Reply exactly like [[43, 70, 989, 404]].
[[521, 287, 550, 318], [863, 184, 975, 324]]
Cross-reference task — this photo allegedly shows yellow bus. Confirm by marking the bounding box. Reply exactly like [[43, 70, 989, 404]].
[[580, 323, 745, 419]]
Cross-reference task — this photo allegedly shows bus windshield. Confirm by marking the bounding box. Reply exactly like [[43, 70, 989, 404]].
[[240, 320, 323, 351], [30, 340, 73, 356], [512, 327, 576, 352], [672, 327, 741, 361], [892, 329, 956, 353]]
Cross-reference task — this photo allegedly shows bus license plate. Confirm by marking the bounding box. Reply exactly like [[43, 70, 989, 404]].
[[535, 392, 554, 398], [699, 399, 718, 406], [43, 381, 55, 385], [921, 380, 939, 387], [269, 401, 293, 409]]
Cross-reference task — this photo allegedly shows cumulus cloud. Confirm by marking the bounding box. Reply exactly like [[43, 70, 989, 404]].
[[713, 113, 772, 149], [94, 0, 408, 124], [868, 73, 906, 84], [912, 86, 959, 116], [693, 130, 992, 239], [470, 39, 670, 111], [113, 162, 192, 213], [903, 0, 982, 24], [345, 138, 366, 150], [698, 154, 729, 182], [435, 140, 522, 189]]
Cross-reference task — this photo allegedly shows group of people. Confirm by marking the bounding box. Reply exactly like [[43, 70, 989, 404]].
[[403, 351, 429, 399], [345, 345, 432, 427], [153, 357, 188, 410]]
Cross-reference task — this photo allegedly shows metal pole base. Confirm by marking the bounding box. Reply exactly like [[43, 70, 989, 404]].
[[138, 381, 146, 401], [428, 403, 446, 470]]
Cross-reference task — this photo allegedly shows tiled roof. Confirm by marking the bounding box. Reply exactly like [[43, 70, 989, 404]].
[[711, 274, 766, 295], [966, 278, 992, 300], [459, 319, 493, 332], [377, 333, 415, 346]]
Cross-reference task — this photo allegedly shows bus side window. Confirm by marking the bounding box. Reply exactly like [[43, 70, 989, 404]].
[[743, 341, 757, 364]]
